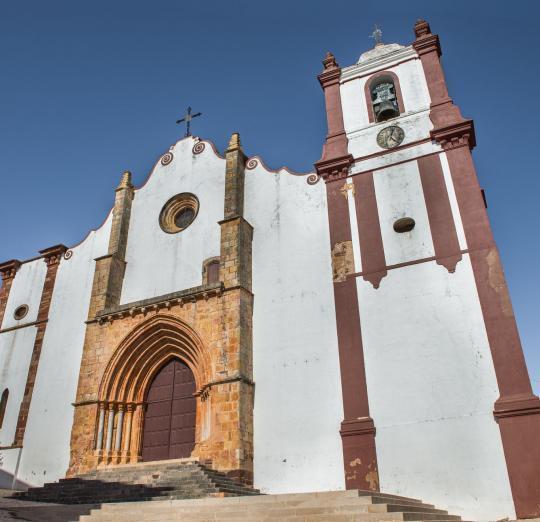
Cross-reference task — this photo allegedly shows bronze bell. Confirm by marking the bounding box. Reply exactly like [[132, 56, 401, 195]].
[[376, 100, 400, 121]]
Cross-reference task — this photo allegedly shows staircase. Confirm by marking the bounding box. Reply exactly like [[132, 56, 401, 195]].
[[80, 489, 466, 521], [12, 459, 259, 505]]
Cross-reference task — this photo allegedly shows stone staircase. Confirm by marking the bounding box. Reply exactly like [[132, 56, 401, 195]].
[[79, 489, 467, 521], [12, 459, 259, 505]]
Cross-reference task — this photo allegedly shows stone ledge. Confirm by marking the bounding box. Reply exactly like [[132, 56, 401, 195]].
[[89, 283, 224, 324]]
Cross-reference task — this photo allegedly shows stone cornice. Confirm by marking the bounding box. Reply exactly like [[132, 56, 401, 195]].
[[39, 244, 68, 267], [340, 46, 416, 83], [412, 34, 441, 56], [430, 120, 476, 150], [340, 417, 376, 437], [494, 395, 540, 420], [314, 154, 354, 183], [91, 282, 224, 324], [0, 259, 22, 281]]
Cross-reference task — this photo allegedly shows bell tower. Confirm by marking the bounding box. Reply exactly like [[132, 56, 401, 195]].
[[316, 20, 540, 520]]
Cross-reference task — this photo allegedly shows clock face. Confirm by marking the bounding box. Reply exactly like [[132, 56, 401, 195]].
[[377, 125, 405, 149]]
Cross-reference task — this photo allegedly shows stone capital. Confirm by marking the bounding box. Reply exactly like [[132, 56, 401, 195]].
[[0, 259, 22, 281], [39, 244, 68, 267]]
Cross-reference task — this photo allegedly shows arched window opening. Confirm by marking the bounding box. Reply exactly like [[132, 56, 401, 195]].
[[370, 76, 401, 122], [202, 257, 221, 285], [207, 260, 220, 284], [0, 389, 9, 429]]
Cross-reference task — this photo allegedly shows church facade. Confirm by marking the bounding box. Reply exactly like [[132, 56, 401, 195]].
[[0, 20, 538, 521]]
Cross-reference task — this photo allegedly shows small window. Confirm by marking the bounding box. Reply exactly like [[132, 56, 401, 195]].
[[13, 305, 29, 321], [207, 261, 220, 284], [370, 77, 400, 122], [0, 389, 9, 429]]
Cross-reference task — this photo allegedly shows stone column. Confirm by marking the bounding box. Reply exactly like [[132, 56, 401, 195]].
[[114, 405, 124, 453], [123, 404, 134, 455], [95, 403, 106, 450], [105, 405, 115, 453]]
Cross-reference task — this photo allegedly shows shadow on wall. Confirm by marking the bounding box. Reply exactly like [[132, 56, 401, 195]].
[[0, 468, 30, 491]]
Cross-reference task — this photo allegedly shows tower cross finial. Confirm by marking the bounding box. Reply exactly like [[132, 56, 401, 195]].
[[370, 24, 383, 46], [176, 106, 202, 137]]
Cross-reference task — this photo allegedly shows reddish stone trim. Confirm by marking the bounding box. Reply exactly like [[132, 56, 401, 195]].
[[0, 319, 48, 334], [417, 154, 462, 273], [354, 137, 432, 164], [352, 173, 387, 288], [326, 177, 379, 491], [314, 52, 353, 181], [364, 70, 405, 123], [445, 143, 540, 519], [348, 249, 471, 280], [352, 148, 442, 178], [0, 260, 21, 327], [412, 19, 464, 129], [13, 244, 67, 446]]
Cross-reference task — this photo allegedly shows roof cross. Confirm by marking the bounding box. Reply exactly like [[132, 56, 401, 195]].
[[176, 106, 202, 137], [370, 24, 383, 46]]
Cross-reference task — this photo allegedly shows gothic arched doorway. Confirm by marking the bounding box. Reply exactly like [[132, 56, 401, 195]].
[[141, 358, 196, 461]]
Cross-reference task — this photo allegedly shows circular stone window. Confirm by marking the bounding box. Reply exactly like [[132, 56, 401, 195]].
[[13, 305, 29, 321], [159, 193, 199, 234]]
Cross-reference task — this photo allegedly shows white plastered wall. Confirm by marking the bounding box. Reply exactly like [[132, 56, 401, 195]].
[[120, 138, 225, 304], [350, 155, 514, 519], [244, 164, 344, 494], [373, 160, 434, 265], [0, 258, 47, 477], [1, 259, 47, 331], [16, 215, 111, 486], [357, 259, 514, 520]]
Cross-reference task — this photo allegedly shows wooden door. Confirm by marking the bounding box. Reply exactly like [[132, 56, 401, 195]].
[[141, 359, 196, 461]]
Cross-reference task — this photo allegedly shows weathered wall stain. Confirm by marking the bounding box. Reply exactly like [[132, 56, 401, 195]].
[[486, 249, 513, 318], [331, 241, 354, 283]]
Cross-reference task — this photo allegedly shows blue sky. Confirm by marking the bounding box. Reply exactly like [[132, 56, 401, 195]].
[[1, 1, 538, 394]]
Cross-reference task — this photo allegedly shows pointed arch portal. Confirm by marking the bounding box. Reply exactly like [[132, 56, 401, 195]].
[[96, 315, 211, 464]]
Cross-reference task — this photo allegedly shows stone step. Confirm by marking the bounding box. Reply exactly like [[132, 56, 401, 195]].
[[12, 461, 259, 505], [79, 490, 463, 522]]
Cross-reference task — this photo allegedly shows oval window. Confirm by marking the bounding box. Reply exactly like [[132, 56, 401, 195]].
[[13, 304, 29, 320]]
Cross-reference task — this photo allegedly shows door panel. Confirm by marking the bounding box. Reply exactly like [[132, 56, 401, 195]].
[[141, 359, 196, 461]]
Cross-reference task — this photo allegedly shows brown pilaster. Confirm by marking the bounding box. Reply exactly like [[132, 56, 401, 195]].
[[13, 244, 67, 446], [353, 173, 387, 289], [417, 154, 462, 273], [417, 19, 540, 518], [444, 136, 540, 519], [314, 52, 354, 183], [217, 132, 254, 484], [314, 50, 378, 490], [0, 260, 21, 327], [412, 19, 465, 129]]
